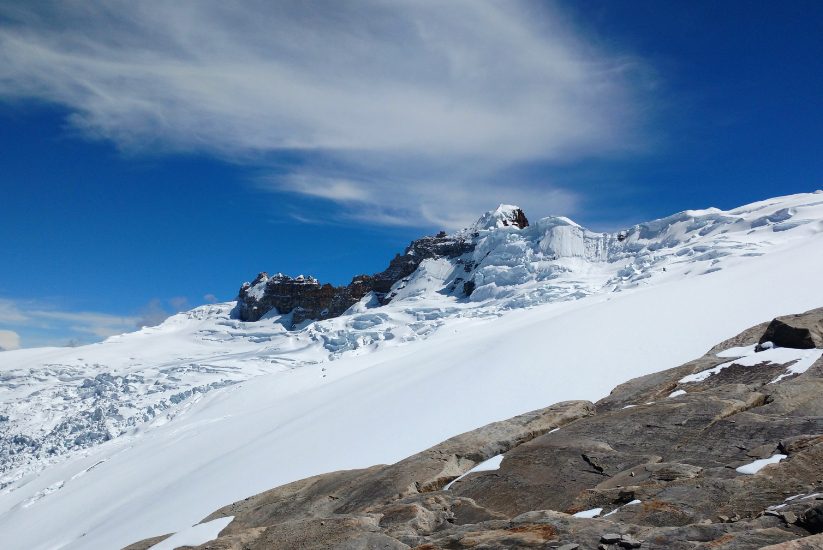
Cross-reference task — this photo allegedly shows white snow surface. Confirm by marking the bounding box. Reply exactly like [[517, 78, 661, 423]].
[[572, 507, 603, 518], [679, 344, 823, 384], [443, 454, 503, 490], [736, 454, 788, 475], [148, 516, 233, 550], [770, 348, 823, 383], [472, 204, 526, 229], [1, 192, 823, 549], [603, 500, 641, 517]]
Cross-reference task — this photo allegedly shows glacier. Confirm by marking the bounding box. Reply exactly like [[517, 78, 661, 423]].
[[0, 191, 822, 549]]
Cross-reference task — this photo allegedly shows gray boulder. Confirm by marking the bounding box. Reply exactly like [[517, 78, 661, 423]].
[[759, 309, 823, 349]]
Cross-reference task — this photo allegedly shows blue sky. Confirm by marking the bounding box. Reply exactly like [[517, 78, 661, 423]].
[[0, 0, 821, 349]]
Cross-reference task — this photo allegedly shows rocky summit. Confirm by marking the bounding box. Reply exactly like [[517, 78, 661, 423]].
[[126, 307, 823, 549], [234, 205, 531, 326], [235, 230, 476, 325]]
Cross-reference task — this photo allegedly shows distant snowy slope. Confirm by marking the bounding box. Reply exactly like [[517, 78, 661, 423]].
[[0, 191, 822, 549]]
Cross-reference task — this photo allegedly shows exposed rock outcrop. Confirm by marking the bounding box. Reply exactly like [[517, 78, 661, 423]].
[[759, 311, 823, 349], [235, 228, 477, 324], [127, 307, 823, 549]]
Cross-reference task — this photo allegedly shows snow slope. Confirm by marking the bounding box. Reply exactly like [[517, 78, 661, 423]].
[[1, 192, 822, 549]]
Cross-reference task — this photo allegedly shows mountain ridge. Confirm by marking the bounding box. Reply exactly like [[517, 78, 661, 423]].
[[234, 204, 533, 325], [236, 191, 823, 326]]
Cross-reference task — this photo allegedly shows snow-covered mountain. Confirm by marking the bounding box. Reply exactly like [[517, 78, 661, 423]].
[[1, 191, 823, 549]]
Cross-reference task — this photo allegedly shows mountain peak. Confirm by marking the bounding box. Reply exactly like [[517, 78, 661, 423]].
[[473, 204, 529, 230]]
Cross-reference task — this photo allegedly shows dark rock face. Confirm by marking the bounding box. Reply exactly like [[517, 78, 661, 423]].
[[799, 503, 823, 534], [759, 312, 823, 349], [236, 273, 371, 325], [235, 231, 476, 325], [127, 307, 823, 550], [505, 208, 530, 229]]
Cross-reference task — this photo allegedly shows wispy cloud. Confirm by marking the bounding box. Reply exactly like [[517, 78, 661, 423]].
[[0, 297, 190, 348], [0, 1, 654, 227], [27, 309, 139, 339], [266, 170, 581, 228], [0, 299, 28, 324]]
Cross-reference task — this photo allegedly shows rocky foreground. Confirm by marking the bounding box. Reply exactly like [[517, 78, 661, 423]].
[[127, 309, 823, 549]]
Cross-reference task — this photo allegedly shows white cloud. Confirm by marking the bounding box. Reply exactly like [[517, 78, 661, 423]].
[[0, 330, 21, 351], [29, 309, 139, 338], [0, 298, 28, 324], [0, 296, 195, 347], [0, 1, 653, 226], [270, 170, 580, 228]]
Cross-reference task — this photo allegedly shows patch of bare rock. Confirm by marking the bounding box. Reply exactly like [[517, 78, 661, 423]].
[[126, 307, 823, 549]]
